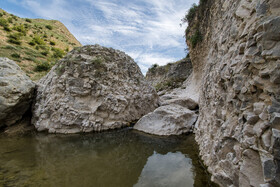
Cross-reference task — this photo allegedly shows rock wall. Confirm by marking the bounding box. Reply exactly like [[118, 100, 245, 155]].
[[0, 57, 35, 129], [145, 58, 192, 91], [186, 0, 280, 186], [32, 45, 159, 133]]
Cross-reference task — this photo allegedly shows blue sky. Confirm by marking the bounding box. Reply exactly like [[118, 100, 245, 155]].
[[0, 0, 198, 74]]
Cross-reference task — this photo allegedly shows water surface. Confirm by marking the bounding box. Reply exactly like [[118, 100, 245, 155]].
[[0, 129, 217, 187]]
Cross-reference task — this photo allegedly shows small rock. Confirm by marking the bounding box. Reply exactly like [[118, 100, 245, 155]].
[[261, 129, 271, 150], [245, 112, 260, 125], [261, 158, 277, 183], [270, 113, 280, 126], [271, 128, 280, 160], [256, 1, 268, 16], [254, 102, 265, 115]]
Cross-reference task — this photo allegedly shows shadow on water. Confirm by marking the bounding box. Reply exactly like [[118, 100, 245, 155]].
[[0, 128, 217, 187]]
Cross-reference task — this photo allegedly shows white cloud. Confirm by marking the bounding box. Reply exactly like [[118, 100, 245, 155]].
[[5, 0, 199, 73]]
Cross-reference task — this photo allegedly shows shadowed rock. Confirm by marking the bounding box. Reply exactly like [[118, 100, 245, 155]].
[[0, 57, 35, 128]]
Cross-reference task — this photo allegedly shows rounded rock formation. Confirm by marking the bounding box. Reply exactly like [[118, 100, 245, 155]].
[[32, 45, 159, 133], [0, 57, 35, 128]]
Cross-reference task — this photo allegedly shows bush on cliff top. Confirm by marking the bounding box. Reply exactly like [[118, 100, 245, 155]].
[[190, 29, 203, 47], [183, 4, 198, 23], [182, 0, 208, 24], [182, 0, 208, 48]]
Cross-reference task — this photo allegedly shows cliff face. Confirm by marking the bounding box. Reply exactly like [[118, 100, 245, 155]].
[[145, 58, 192, 91], [186, 0, 280, 186]]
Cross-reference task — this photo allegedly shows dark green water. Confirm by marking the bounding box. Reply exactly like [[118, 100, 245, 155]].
[[0, 128, 217, 187]]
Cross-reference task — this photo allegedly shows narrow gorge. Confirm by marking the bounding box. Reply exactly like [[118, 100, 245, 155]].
[[0, 0, 279, 186]]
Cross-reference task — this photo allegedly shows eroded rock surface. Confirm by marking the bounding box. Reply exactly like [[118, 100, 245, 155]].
[[146, 58, 192, 91], [134, 92, 198, 136], [32, 45, 159, 133], [0, 57, 35, 128], [186, 0, 280, 186]]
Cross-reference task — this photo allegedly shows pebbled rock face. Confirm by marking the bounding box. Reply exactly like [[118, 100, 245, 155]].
[[32, 45, 159, 133], [145, 58, 192, 91], [0, 57, 35, 128], [186, 0, 280, 186]]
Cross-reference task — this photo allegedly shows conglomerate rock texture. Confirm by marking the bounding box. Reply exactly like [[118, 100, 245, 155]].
[[32, 45, 159, 133], [0, 57, 35, 128], [186, 0, 280, 186]]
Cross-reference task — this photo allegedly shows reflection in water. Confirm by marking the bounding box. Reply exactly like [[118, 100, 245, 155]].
[[135, 152, 193, 187], [0, 129, 217, 187]]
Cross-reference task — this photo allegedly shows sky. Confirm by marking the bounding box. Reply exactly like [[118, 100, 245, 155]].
[[0, 0, 198, 74]]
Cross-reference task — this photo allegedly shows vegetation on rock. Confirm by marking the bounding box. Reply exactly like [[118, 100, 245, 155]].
[[182, 0, 209, 49], [146, 58, 192, 91]]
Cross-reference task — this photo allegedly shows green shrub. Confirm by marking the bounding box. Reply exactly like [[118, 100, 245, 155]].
[[25, 18, 32, 23], [41, 51, 49, 56], [0, 18, 8, 27], [7, 33, 22, 45], [39, 45, 49, 50], [55, 63, 65, 76], [0, 13, 3, 17], [45, 25, 53, 30], [91, 57, 103, 66], [11, 53, 20, 58], [3, 26, 11, 32], [28, 41, 36, 46], [199, 0, 207, 5], [52, 47, 65, 58], [13, 25, 27, 35], [91, 57, 106, 72], [32, 35, 46, 45], [24, 23, 30, 28], [182, 4, 198, 23], [50, 41, 56, 45], [35, 61, 51, 72], [12, 16, 18, 21], [190, 29, 203, 47], [149, 64, 159, 72], [7, 17, 13, 23], [4, 45, 17, 50]]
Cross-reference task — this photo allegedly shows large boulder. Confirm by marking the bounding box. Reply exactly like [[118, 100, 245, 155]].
[[134, 104, 198, 136], [32, 45, 159, 133], [0, 57, 35, 128], [134, 96, 198, 136]]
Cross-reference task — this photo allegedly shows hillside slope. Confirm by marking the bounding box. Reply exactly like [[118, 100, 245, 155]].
[[0, 9, 82, 80], [146, 58, 192, 91]]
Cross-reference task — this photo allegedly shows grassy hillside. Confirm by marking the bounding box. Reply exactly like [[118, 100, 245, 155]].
[[0, 9, 82, 80]]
